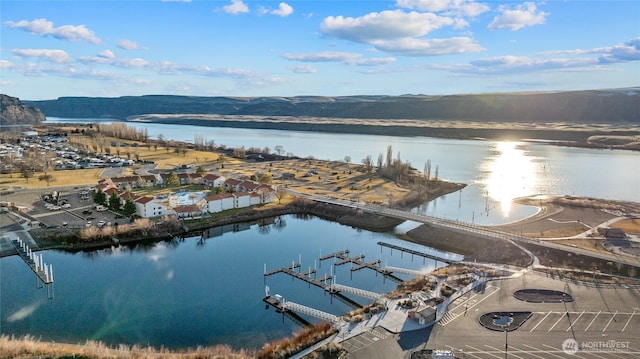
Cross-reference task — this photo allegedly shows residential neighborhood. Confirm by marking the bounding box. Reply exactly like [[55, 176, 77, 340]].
[[95, 173, 276, 220]]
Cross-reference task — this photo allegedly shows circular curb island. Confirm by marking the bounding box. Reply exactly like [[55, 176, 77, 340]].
[[479, 311, 532, 332], [513, 288, 573, 303]]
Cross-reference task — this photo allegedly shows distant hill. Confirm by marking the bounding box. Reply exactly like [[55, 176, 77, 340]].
[[25, 88, 640, 124], [0, 94, 46, 126]]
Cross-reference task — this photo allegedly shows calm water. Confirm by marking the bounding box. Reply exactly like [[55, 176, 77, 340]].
[[1, 215, 458, 349], [47, 117, 640, 224], [4, 117, 636, 349]]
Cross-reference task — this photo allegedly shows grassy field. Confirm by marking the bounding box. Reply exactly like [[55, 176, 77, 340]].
[[3, 129, 424, 208]]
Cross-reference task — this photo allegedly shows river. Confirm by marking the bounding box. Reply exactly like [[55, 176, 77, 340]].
[[45, 117, 640, 224], [2, 117, 637, 350]]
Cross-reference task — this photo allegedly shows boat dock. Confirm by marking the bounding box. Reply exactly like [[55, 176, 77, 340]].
[[377, 241, 460, 264], [9, 236, 54, 299], [320, 250, 402, 282]]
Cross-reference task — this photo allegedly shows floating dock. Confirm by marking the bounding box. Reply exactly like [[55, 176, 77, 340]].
[[10, 236, 54, 299], [320, 250, 402, 282], [377, 241, 459, 264]]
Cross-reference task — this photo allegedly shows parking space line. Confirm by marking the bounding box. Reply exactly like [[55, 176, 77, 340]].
[[567, 310, 585, 331], [465, 345, 503, 359], [509, 345, 547, 359], [450, 292, 479, 312], [530, 311, 553, 332], [485, 345, 525, 359], [585, 310, 601, 331], [603, 310, 618, 332], [549, 312, 567, 331], [540, 344, 585, 359], [454, 346, 483, 359], [622, 309, 635, 332]]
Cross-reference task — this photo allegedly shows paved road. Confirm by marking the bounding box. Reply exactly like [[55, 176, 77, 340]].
[[288, 190, 639, 267]]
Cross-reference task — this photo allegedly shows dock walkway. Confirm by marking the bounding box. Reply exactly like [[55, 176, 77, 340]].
[[377, 241, 459, 264]]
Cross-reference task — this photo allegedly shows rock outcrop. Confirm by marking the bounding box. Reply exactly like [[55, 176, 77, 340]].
[[0, 94, 46, 125]]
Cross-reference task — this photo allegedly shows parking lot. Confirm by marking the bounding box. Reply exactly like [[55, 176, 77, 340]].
[[428, 272, 640, 358], [28, 190, 127, 229]]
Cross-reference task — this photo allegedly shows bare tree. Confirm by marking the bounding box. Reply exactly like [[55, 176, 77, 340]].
[[344, 156, 351, 164], [361, 155, 373, 174]]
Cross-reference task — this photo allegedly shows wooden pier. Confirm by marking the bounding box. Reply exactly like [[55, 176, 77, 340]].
[[320, 250, 402, 282], [10, 237, 54, 299], [377, 241, 459, 264]]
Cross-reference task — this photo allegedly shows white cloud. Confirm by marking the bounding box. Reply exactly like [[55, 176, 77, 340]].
[[283, 51, 361, 62], [118, 39, 140, 50], [488, 2, 548, 31], [78, 53, 150, 68], [282, 51, 396, 66], [288, 65, 317, 73], [319, 9, 483, 56], [373, 37, 484, 56], [321, 10, 454, 43], [271, 2, 294, 17], [98, 49, 115, 59], [4, 18, 101, 44], [11, 48, 72, 63], [223, 0, 249, 15], [396, 0, 489, 17]]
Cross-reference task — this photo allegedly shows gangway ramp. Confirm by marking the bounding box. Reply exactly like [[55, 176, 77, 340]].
[[383, 266, 437, 280], [328, 283, 384, 301], [264, 296, 340, 323]]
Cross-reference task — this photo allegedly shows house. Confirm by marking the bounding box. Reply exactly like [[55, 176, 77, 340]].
[[139, 174, 159, 187], [239, 180, 260, 193], [135, 196, 172, 218], [224, 178, 243, 193], [174, 204, 202, 219], [234, 192, 252, 209], [203, 173, 225, 188], [256, 184, 276, 203], [205, 193, 235, 213], [111, 175, 143, 190], [249, 193, 262, 206]]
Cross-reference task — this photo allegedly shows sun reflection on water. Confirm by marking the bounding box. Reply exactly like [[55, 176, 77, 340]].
[[484, 142, 537, 217]]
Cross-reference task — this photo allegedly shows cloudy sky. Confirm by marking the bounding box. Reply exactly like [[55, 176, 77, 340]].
[[1, 0, 639, 100]]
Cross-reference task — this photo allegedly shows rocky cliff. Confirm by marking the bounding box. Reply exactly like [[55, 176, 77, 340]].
[[25, 88, 640, 124], [1, 94, 46, 125]]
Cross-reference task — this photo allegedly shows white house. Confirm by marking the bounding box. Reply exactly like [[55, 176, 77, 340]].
[[234, 192, 252, 209], [135, 196, 173, 218], [224, 178, 243, 192], [256, 184, 276, 203], [203, 173, 226, 188], [249, 193, 262, 206], [205, 193, 235, 213]]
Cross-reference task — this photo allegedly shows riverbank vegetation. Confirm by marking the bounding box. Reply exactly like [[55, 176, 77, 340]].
[[0, 334, 255, 359], [256, 322, 337, 359]]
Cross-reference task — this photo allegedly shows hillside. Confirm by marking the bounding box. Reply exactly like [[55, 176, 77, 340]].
[[0, 94, 46, 126], [25, 88, 640, 124]]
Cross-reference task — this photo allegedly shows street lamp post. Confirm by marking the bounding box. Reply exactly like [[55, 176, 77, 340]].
[[505, 328, 508, 359]]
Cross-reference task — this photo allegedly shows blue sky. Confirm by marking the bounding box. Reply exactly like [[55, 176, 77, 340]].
[[1, 0, 639, 100]]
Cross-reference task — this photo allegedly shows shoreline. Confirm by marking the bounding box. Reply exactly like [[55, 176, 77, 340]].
[[121, 115, 640, 152]]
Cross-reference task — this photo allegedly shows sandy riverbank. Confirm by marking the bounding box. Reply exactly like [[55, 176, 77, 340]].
[[128, 114, 640, 151]]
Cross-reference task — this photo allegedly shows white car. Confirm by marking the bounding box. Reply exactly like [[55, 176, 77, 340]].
[[97, 220, 106, 227], [61, 203, 71, 208], [49, 206, 61, 211]]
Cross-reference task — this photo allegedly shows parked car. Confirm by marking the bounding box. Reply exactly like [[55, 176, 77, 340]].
[[82, 209, 93, 215], [95, 205, 108, 211], [61, 203, 71, 208], [49, 206, 61, 211]]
